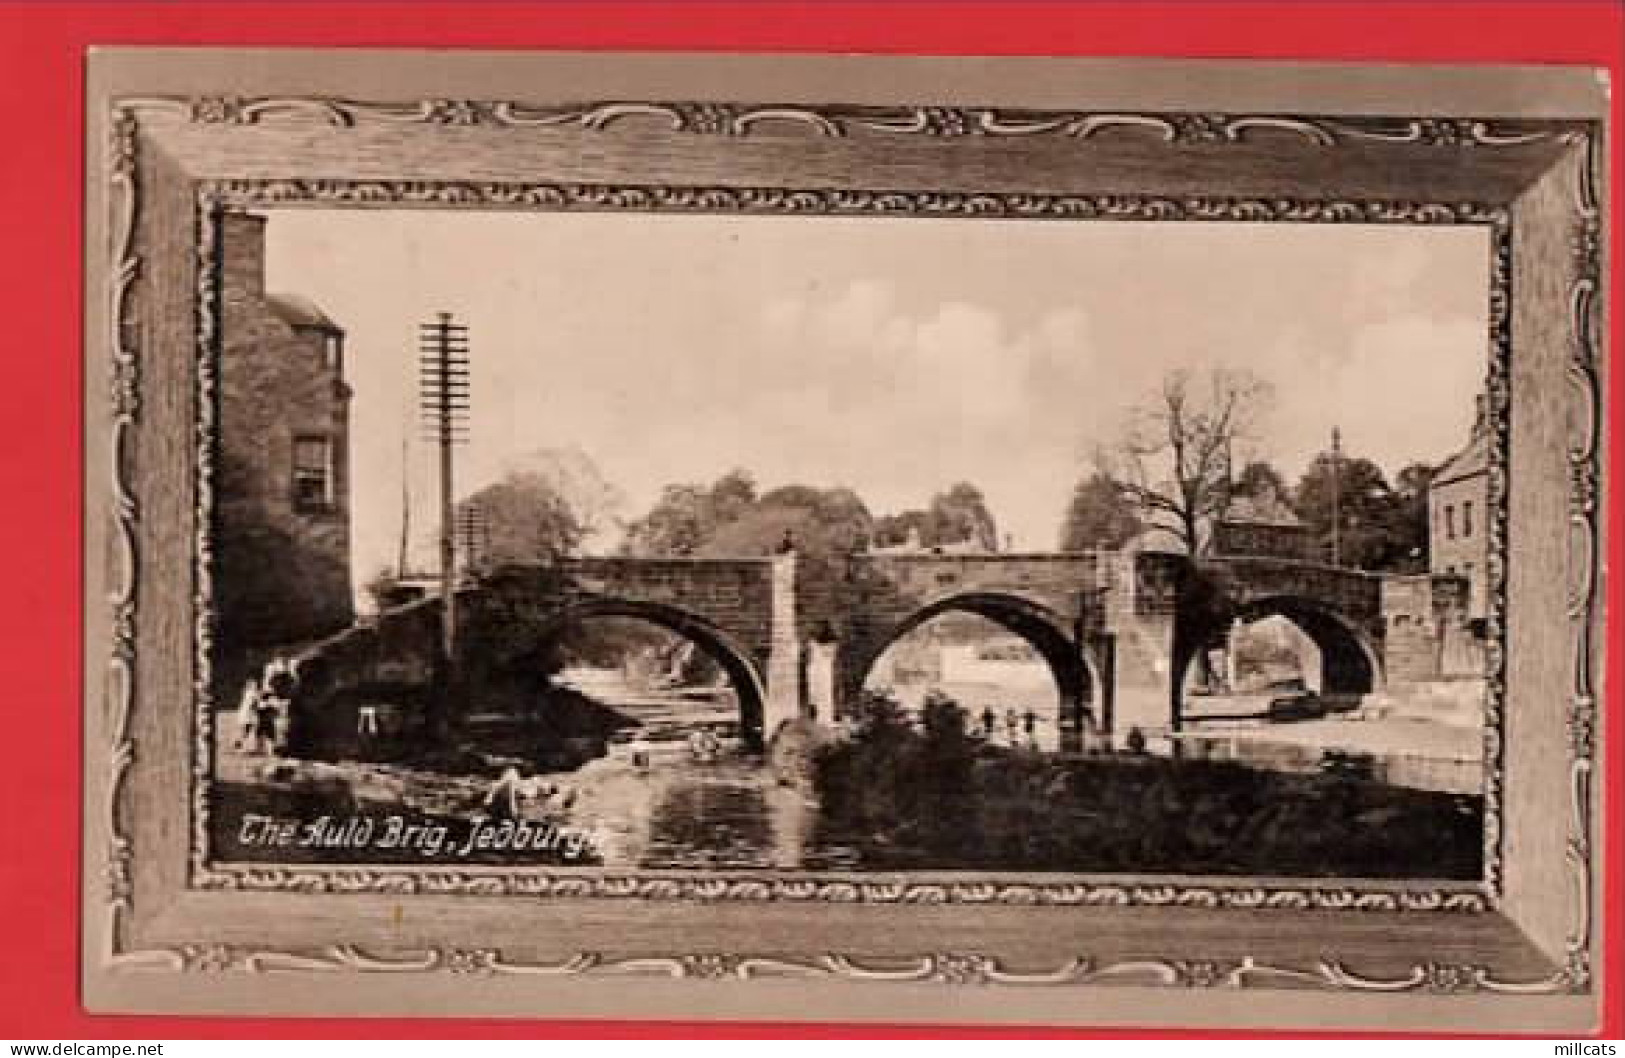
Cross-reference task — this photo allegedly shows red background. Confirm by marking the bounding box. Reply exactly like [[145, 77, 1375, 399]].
[[0, 0, 1619, 1040]]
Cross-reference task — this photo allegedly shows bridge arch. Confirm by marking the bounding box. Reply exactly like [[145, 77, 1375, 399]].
[[528, 597, 770, 751], [1179, 592, 1383, 705], [843, 590, 1102, 737]]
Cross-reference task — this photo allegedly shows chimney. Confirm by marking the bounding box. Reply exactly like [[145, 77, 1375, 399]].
[[1472, 391, 1488, 440], [219, 211, 268, 298]]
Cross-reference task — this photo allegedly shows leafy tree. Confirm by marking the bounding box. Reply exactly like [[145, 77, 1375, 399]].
[[502, 446, 627, 545], [458, 471, 586, 570], [1294, 453, 1414, 570], [872, 509, 932, 549], [1233, 460, 1290, 504], [621, 482, 716, 557], [1102, 368, 1275, 555], [1385, 462, 1436, 573], [703, 484, 873, 558], [623, 471, 875, 568], [1059, 471, 1143, 551], [872, 482, 1001, 551], [707, 468, 759, 525], [927, 482, 1000, 551]]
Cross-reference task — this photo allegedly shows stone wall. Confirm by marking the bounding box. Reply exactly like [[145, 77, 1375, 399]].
[[215, 211, 353, 654], [1381, 573, 1481, 683]]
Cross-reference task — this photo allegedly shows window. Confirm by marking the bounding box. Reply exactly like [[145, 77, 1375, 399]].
[[323, 333, 343, 373], [1462, 500, 1473, 538], [292, 435, 334, 511], [1445, 504, 1456, 540]]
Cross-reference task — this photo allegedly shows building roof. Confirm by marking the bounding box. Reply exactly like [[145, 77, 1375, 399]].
[[267, 292, 342, 333], [1433, 429, 1488, 488], [1125, 524, 1190, 556], [1223, 483, 1301, 527], [1433, 391, 1490, 488]]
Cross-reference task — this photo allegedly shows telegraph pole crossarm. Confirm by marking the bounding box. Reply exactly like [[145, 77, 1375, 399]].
[[419, 311, 470, 664]]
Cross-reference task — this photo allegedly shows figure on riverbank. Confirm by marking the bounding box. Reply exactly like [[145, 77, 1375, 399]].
[[629, 733, 652, 772], [687, 726, 722, 764], [262, 660, 298, 754], [232, 674, 262, 751], [483, 765, 525, 819], [251, 663, 295, 756]]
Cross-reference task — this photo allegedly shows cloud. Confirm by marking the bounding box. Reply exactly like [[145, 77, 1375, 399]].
[[1266, 314, 1486, 480], [741, 279, 1099, 544]]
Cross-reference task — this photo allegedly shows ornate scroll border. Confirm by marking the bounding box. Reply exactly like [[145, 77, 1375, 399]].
[[127, 94, 1569, 146], [96, 99, 1600, 995], [1555, 125, 1604, 993]]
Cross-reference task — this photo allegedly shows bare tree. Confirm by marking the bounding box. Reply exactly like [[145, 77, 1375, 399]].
[[1102, 367, 1275, 556]]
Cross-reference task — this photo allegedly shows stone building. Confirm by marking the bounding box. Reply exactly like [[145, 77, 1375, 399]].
[[214, 211, 354, 653], [1429, 394, 1490, 620], [1209, 480, 1317, 562], [1372, 393, 1492, 684], [867, 524, 992, 556]]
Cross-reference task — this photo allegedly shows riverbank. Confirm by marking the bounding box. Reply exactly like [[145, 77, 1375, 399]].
[[813, 696, 1484, 878]]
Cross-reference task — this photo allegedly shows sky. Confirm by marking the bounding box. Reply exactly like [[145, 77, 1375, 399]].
[[262, 210, 1489, 587]]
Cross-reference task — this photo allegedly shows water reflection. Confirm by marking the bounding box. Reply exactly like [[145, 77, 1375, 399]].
[[567, 667, 1480, 873], [609, 760, 857, 870]]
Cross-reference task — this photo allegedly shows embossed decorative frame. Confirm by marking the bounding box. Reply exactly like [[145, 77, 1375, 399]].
[[83, 53, 1607, 1030]]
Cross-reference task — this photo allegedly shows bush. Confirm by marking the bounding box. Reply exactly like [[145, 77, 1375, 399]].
[[812, 691, 1483, 878]]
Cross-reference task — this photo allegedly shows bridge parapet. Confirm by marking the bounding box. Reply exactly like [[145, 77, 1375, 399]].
[[840, 551, 1114, 627], [561, 556, 775, 611], [469, 557, 781, 668], [1198, 556, 1382, 633]]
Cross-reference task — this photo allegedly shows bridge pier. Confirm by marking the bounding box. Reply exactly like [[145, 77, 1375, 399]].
[[761, 552, 806, 744], [1100, 553, 1183, 751]]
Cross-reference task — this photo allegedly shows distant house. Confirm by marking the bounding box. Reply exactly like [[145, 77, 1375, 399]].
[[214, 211, 354, 652], [1429, 394, 1490, 620], [1209, 480, 1318, 562], [867, 525, 992, 556], [1127, 479, 1316, 562]]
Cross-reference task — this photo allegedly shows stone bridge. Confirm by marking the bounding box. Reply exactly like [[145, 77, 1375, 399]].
[[818, 552, 1123, 748], [1185, 556, 1385, 702], [297, 549, 1391, 754]]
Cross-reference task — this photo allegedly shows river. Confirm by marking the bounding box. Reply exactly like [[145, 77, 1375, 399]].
[[554, 668, 862, 870]]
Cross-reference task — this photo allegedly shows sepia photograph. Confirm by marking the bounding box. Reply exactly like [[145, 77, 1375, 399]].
[[208, 210, 1495, 881], [78, 46, 1608, 1031]]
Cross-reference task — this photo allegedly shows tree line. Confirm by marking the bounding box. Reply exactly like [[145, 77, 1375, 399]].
[[372, 366, 1447, 601]]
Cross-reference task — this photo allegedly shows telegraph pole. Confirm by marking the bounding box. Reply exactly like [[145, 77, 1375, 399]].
[[395, 427, 411, 579], [420, 312, 469, 660], [1329, 426, 1343, 567]]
